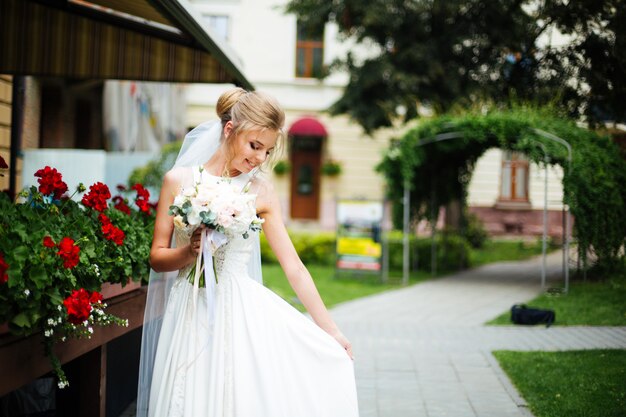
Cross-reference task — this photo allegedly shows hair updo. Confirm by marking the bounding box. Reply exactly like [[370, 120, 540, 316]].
[[216, 87, 285, 173]]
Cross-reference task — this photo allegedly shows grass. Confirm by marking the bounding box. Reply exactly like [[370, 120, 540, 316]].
[[487, 270, 626, 326], [469, 238, 551, 267], [494, 350, 626, 417], [262, 264, 432, 312]]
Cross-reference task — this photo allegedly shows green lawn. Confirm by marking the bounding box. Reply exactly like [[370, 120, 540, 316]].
[[494, 350, 626, 417], [487, 271, 626, 326], [262, 264, 432, 312], [469, 238, 550, 267]]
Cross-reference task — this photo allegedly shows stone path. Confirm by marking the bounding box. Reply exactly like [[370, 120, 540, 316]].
[[331, 251, 626, 417]]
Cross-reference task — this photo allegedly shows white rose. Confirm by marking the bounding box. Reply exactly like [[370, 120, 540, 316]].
[[187, 206, 203, 226]]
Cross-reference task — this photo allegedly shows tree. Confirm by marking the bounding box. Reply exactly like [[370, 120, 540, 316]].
[[541, 0, 626, 126], [285, 0, 624, 133]]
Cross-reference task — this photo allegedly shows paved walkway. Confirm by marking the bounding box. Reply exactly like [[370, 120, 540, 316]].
[[331, 251, 626, 417]]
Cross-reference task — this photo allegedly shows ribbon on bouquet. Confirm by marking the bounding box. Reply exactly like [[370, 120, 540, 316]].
[[191, 229, 228, 323]]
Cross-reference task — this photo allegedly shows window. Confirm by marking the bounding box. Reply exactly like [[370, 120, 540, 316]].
[[203, 15, 229, 42], [296, 20, 324, 78], [499, 151, 529, 201]]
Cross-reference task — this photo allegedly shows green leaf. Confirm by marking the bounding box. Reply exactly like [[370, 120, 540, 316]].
[[12, 245, 30, 262], [29, 264, 48, 289], [12, 312, 31, 328]]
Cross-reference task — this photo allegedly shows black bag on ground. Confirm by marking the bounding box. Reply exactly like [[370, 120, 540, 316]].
[[510, 304, 555, 327]]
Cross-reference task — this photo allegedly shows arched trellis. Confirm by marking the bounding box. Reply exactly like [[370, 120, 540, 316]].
[[378, 109, 626, 288]]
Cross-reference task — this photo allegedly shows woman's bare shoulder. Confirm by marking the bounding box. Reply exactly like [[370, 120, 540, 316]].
[[163, 166, 194, 187]]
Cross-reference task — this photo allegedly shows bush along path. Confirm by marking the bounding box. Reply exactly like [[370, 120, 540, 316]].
[[328, 251, 626, 417]]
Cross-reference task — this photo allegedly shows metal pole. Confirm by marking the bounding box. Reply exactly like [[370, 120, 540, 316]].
[[382, 198, 389, 284], [431, 187, 437, 277], [532, 128, 572, 294], [402, 180, 410, 286], [542, 153, 548, 289]]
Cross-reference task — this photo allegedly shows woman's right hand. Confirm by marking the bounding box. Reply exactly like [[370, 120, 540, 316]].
[[188, 225, 205, 257]]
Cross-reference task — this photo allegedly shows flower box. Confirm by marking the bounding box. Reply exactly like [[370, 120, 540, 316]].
[[101, 279, 142, 300]]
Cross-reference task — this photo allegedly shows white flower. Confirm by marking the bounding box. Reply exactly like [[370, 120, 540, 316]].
[[83, 320, 89, 327], [88, 327, 94, 334], [61, 336, 66, 342], [47, 318, 56, 326], [44, 329, 53, 337], [187, 205, 203, 226], [173, 194, 186, 207], [57, 305, 63, 312], [24, 289, 30, 297], [93, 264, 100, 277], [58, 380, 68, 389]]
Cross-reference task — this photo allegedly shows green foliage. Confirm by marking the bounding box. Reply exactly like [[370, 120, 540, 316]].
[[285, 0, 592, 133], [272, 160, 291, 176], [386, 232, 470, 272], [541, 0, 626, 125], [320, 160, 342, 176], [0, 189, 153, 336], [0, 176, 155, 387], [260, 231, 336, 265], [464, 211, 488, 249], [494, 350, 626, 417], [377, 108, 626, 270], [128, 141, 182, 190]]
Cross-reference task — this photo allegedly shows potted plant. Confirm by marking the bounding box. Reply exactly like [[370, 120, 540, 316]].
[[321, 159, 343, 177], [273, 160, 291, 176], [0, 165, 155, 388]]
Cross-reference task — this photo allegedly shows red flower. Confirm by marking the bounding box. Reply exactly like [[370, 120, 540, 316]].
[[34, 166, 68, 199], [131, 184, 150, 200], [101, 222, 125, 246], [43, 236, 56, 248], [89, 291, 103, 304], [98, 213, 111, 225], [63, 289, 92, 325], [81, 182, 111, 212], [132, 184, 152, 214], [0, 253, 8, 284], [98, 213, 125, 245], [57, 237, 80, 269], [136, 199, 152, 214], [113, 196, 131, 215]]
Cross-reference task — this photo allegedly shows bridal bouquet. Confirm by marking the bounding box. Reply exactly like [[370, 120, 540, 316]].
[[168, 175, 263, 287], [168, 175, 264, 240]]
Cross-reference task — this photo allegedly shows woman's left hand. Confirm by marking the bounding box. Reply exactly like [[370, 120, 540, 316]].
[[329, 329, 354, 360]]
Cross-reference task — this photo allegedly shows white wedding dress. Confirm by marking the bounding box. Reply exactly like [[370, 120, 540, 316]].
[[147, 171, 359, 417]]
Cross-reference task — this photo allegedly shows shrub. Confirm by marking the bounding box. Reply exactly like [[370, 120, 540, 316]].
[[261, 229, 470, 272], [128, 141, 182, 191]]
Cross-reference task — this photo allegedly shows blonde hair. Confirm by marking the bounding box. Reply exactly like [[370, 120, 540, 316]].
[[216, 88, 285, 175]]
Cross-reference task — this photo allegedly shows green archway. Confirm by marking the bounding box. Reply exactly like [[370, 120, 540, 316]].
[[377, 108, 626, 271]]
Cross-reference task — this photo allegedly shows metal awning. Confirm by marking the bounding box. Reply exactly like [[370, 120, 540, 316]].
[[0, 0, 253, 89]]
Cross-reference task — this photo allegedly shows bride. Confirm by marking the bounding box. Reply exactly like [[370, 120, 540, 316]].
[[136, 88, 359, 417]]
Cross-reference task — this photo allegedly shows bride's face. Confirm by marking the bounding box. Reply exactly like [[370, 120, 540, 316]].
[[226, 124, 278, 174]]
